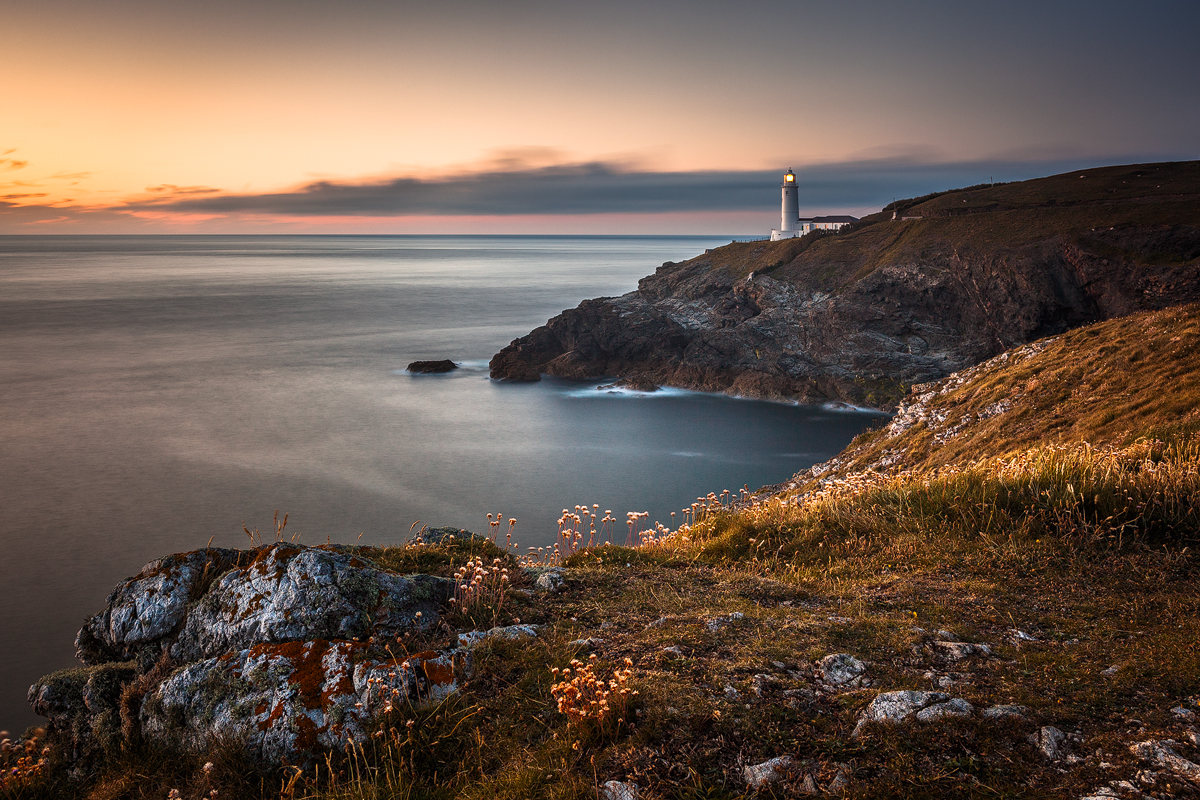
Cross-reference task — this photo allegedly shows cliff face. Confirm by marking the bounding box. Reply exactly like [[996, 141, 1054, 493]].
[[490, 161, 1200, 409]]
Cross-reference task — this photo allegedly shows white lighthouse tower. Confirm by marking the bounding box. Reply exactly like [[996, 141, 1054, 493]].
[[780, 169, 798, 232], [771, 169, 806, 241]]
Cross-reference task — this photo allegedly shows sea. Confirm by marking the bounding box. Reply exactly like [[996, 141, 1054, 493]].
[[0, 235, 886, 732]]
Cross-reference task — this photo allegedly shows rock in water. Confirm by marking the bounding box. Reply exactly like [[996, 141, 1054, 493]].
[[407, 359, 457, 373], [598, 376, 660, 392]]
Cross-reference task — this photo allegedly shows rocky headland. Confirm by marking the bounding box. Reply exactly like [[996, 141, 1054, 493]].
[[491, 161, 1200, 408]]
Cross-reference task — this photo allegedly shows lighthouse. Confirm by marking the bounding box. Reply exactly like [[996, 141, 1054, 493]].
[[770, 168, 806, 241], [770, 167, 858, 241], [780, 169, 799, 233]]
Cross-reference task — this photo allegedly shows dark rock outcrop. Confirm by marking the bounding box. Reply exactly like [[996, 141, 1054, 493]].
[[491, 162, 1200, 409], [407, 359, 457, 373]]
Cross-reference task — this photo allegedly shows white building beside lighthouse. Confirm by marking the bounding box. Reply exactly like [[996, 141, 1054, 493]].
[[770, 168, 857, 241]]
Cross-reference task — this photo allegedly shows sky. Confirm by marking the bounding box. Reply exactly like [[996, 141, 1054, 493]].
[[2, 0, 1198, 234]]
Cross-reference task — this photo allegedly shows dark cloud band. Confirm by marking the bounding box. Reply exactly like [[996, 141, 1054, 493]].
[[129, 156, 1118, 217]]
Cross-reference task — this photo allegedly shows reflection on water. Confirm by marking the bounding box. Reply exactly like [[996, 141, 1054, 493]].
[[0, 235, 886, 730]]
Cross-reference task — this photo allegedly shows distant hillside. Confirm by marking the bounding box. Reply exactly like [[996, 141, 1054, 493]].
[[491, 161, 1200, 409]]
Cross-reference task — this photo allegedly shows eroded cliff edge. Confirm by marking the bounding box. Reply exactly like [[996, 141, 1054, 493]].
[[490, 161, 1200, 409]]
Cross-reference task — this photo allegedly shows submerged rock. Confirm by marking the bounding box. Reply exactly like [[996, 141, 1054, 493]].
[[597, 376, 660, 392]]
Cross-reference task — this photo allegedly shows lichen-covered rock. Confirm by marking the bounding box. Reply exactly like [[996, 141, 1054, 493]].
[[140, 639, 470, 764], [705, 612, 745, 633], [28, 662, 138, 758], [531, 567, 566, 593], [416, 526, 486, 545], [600, 780, 639, 800], [982, 704, 1031, 721], [76, 548, 244, 666], [34, 542, 464, 766], [932, 640, 993, 660], [818, 653, 867, 687], [170, 543, 453, 662], [1029, 726, 1067, 760], [456, 624, 541, 649], [1129, 739, 1200, 779], [853, 690, 974, 737], [743, 755, 795, 789], [915, 697, 974, 722]]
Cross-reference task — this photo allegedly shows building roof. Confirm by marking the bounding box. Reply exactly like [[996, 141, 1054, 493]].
[[812, 215, 858, 223]]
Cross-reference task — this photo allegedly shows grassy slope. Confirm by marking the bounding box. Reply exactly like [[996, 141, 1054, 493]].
[[818, 303, 1200, 480], [689, 161, 1200, 292]]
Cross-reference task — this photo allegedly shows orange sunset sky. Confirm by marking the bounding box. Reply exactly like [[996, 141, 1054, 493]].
[[3, 0, 1198, 234]]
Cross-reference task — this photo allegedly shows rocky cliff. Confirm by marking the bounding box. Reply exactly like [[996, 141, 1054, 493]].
[[490, 161, 1200, 408]]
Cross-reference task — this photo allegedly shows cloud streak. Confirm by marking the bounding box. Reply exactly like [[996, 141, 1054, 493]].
[[125, 155, 1121, 219]]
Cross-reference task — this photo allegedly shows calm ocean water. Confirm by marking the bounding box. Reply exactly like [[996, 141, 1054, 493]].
[[0, 235, 885, 731]]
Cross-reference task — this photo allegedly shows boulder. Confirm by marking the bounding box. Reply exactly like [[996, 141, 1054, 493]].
[[457, 624, 541, 649], [75, 548, 244, 666], [600, 780, 639, 800], [818, 653, 867, 687], [28, 662, 138, 758], [743, 755, 795, 789], [416, 526, 487, 545], [932, 641, 993, 660], [1029, 726, 1067, 760], [140, 640, 470, 765], [35, 542, 470, 766], [981, 704, 1031, 721], [531, 567, 566, 593], [853, 690, 974, 737], [170, 543, 452, 662], [1130, 739, 1200, 779]]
